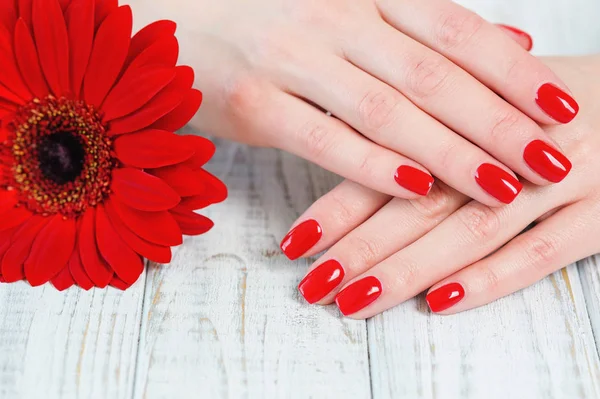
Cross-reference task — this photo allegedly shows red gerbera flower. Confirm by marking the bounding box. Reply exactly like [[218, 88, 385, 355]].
[[0, 0, 227, 290]]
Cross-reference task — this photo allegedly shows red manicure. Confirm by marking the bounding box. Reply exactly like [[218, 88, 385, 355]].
[[395, 165, 434, 196], [524, 140, 572, 183], [426, 283, 465, 312], [497, 24, 533, 51], [299, 259, 345, 304], [475, 164, 522, 204], [280, 219, 322, 260], [536, 83, 579, 123], [335, 276, 382, 316]]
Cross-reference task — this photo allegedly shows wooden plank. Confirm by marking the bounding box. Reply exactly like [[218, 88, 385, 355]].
[[578, 255, 600, 357], [0, 279, 146, 399], [368, 263, 600, 399], [133, 142, 371, 399]]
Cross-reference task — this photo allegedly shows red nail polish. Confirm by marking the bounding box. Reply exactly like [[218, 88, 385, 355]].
[[299, 259, 345, 304], [475, 164, 523, 204], [280, 219, 322, 260], [536, 83, 579, 123], [335, 276, 382, 316], [524, 140, 572, 183], [497, 24, 533, 51], [395, 165, 434, 196], [426, 283, 465, 312]]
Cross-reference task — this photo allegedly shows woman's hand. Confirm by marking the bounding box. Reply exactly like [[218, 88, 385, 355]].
[[131, 0, 577, 206], [286, 55, 600, 317]]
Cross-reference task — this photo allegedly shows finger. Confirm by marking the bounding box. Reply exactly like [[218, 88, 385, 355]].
[[377, 0, 579, 125], [344, 24, 572, 185], [280, 180, 391, 260], [495, 24, 533, 51], [283, 54, 523, 206], [427, 199, 600, 314], [262, 90, 435, 199], [298, 182, 468, 304], [333, 182, 574, 318]]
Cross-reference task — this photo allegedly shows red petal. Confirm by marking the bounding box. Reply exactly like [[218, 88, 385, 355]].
[[84, 5, 132, 107], [69, 243, 94, 290], [111, 167, 180, 212], [177, 169, 228, 210], [58, 0, 70, 11], [113, 129, 194, 169], [103, 67, 176, 121], [2, 216, 47, 283], [32, 0, 70, 96], [51, 266, 75, 291], [110, 196, 183, 246], [170, 206, 214, 236], [18, 0, 32, 28], [125, 35, 179, 72], [0, 190, 18, 214], [25, 215, 76, 286], [65, 0, 94, 97], [104, 198, 172, 264], [14, 18, 49, 98], [79, 208, 113, 287], [0, 81, 25, 105], [0, 227, 17, 259], [94, 0, 117, 30], [180, 135, 216, 169], [96, 204, 144, 284], [108, 66, 194, 135], [0, 24, 31, 101], [151, 89, 202, 132], [0, 1, 17, 32], [110, 275, 132, 290], [125, 20, 177, 68], [150, 164, 207, 197], [0, 207, 32, 232]]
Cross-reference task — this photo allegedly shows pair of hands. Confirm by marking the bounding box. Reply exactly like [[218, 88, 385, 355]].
[[131, 0, 600, 317]]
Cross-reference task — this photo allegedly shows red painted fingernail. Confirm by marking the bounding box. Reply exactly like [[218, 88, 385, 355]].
[[426, 283, 465, 312], [497, 24, 533, 51], [524, 140, 572, 183], [299, 260, 345, 304], [536, 83, 579, 123], [395, 165, 434, 196], [280, 219, 323, 260], [335, 276, 382, 316], [475, 164, 523, 204]]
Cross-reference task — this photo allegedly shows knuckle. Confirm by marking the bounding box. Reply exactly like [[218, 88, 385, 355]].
[[223, 74, 262, 117], [397, 257, 420, 287], [299, 121, 334, 158], [479, 264, 501, 292], [436, 10, 484, 50], [489, 110, 522, 143], [456, 203, 501, 242], [405, 56, 451, 99], [409, 183, 453, 222], [522, 235, 561, 269], [328, 190, 357, 226], [348, 235, 382, 265], [358, 89, 402, 131]]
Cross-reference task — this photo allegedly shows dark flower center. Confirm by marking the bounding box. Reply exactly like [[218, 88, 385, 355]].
[[38, 131, 85, 185]]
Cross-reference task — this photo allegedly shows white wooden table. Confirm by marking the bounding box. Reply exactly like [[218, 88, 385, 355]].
[[2, 1, 600, 398]]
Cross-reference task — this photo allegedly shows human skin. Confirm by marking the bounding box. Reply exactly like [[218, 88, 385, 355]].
[[128, 0, 578, 206]]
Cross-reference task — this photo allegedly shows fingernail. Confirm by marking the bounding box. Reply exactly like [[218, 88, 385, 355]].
[[299, 259, 345, 304], [524, 140, 572, 183], [426, 282, 465, 312], [497, 24, 533, 51], [536, 83, 579, 123], [335, 276, 382, 316], [280, 219, 323, 260], [395, 165, 434, 196], [475, 164, 523, 204]]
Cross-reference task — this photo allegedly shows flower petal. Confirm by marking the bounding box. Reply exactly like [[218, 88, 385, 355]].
[[110, 275, 133, 290], [180, 135, 216, 169], [84, 5, 132, 107], [0, 24, 31, 101], [65, 0, 94, 97], [0, 1, 17, 32], [0, 207, 32, 232], [170, 206, 214, 236], [150, 89, 202, 132], [32, 0, 70, 96], [69, 243, 94, 290], [108, 66, 194, 135], [2, 215, 47, 283], [0, 190, 18, 214], [110, 195, 183, 246], [125, 20, 177, 68], [14, 18, 49, 99], [79, 208, 113, 287], [177, 169, 228, 211], [96, 204, 144, 284], [18, 0, 33, 28], [113, 129, 194, 169], [0, 226, 17, 257], [51, 266, 75, 291], [0, 81, 25, 105], [150, 164, 207, 197], [104, 198, 172, 264], [111, 167, 180, 212], [125, 35, 179, 72], [94, 0, 117, 30], [25, 215, 76, 286], [102, 67, 176, 121]]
